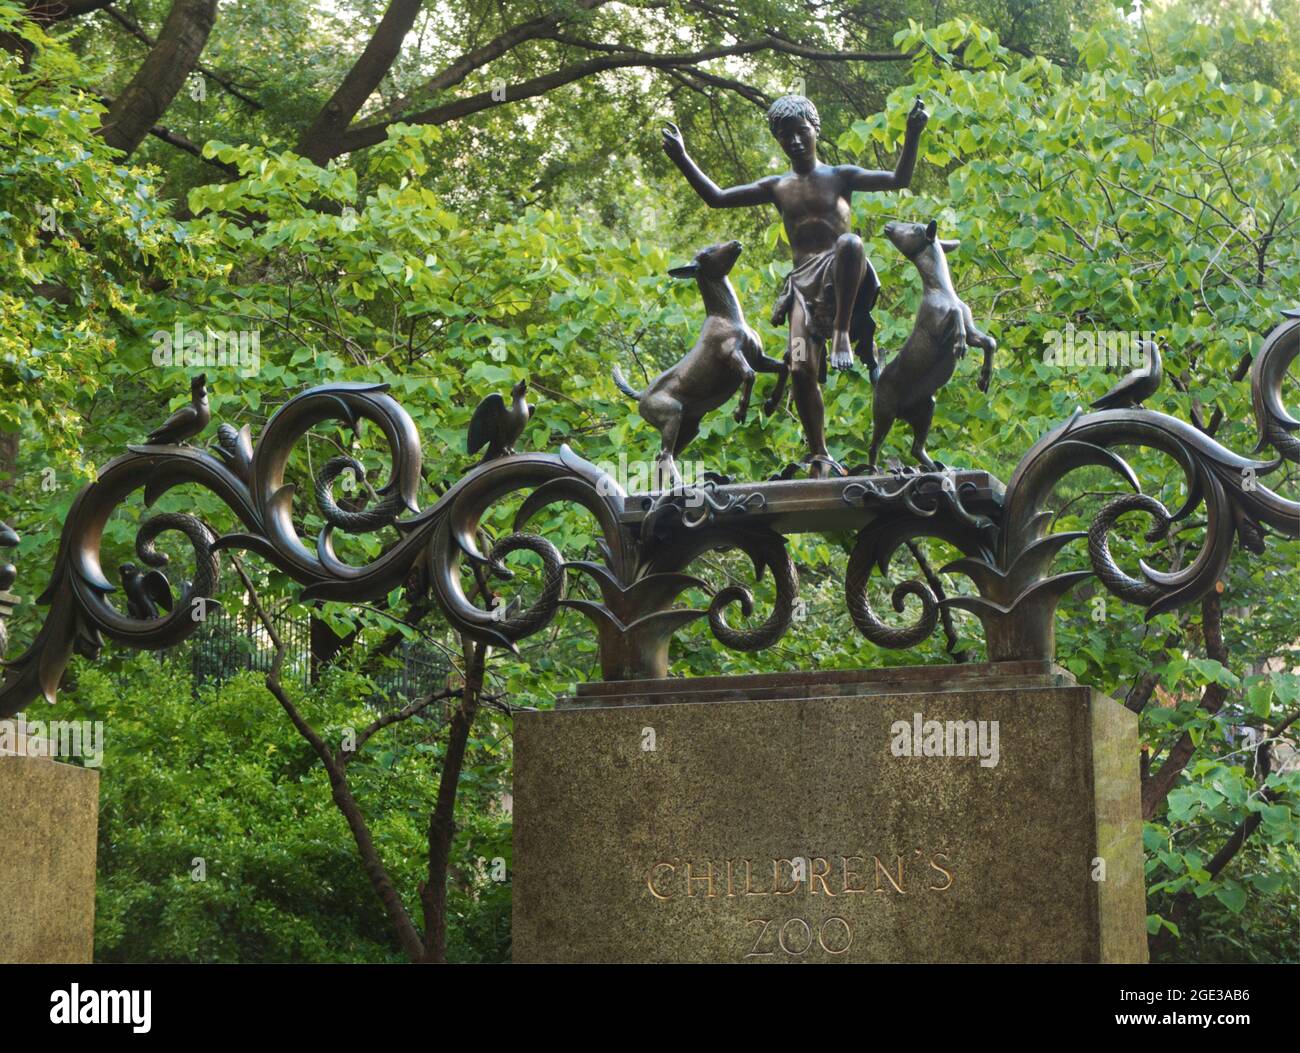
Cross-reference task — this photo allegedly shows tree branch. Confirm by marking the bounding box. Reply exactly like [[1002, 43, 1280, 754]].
[[103, 4, 262, 110], [1141, 590, 1228, 818], [421, 639, 486, 962], [327, 36, 910, 160], [662, 64, 771, 110], [1150, 786, 1281, 956], [374, 0, 610, 123], [230, 553, 427, 963], [23, 0, 112, 25], [345, 686, 458, 765], [98, 0, 218, 156], [296, 0, 426, 165], [95, 94, 238, 175]]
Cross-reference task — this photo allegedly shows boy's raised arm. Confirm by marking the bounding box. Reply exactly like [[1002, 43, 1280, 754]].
[[840, 98, 929, 193], [661, 122, 777, 208]]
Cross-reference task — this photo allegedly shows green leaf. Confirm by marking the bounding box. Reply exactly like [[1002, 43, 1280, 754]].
[[1213, 880, 1247, 914], [1246, 678, 1274, 718]]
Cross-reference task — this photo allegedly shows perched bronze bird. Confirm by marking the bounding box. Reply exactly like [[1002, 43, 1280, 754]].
[[0, 521, 16, 656], [0, 520, 16, 592], [146, 373, 210, 445], [467, 379, 532, 462], [119, 562, 174, 620], [1091, 340, 1162, 410]]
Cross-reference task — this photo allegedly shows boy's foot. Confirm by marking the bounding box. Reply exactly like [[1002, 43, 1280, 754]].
[[829, 329, 855, 371]]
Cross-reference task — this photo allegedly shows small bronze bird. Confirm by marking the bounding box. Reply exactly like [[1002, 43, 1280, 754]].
[[467, 379, 532, 462], [0, 520, 16, 591], [146, 373, 210, 445], [1091, 340, 1162, 410], [0, 518, 17, 610], [119, 562, 174, 620], [0, 521, 15, 655]]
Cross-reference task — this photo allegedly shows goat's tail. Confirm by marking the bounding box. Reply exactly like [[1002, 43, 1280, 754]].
[[612, 365, 643, 401]]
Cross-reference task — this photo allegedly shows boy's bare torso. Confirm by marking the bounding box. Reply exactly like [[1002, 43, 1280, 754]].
[[767, 165, 907, 263], [768, 167, 854, 263]]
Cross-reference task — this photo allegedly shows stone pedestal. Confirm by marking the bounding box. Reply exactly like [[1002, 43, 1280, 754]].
[[0, 720, 100, 964], [513, 662, 1147, 963]]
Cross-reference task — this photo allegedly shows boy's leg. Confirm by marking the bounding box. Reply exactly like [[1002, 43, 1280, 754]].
[[830, 233, 867, 371], [788, 296, 832, 475], [855, 259, 881, 383]]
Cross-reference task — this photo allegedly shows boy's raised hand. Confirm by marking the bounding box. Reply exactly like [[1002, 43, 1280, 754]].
[[661, 122, 687, 162], [906, 97, 929, 134]]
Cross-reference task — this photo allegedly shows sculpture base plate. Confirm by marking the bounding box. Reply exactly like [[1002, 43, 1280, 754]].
[[618, 469, 1002, 535], [513, 663, 1146, 963]]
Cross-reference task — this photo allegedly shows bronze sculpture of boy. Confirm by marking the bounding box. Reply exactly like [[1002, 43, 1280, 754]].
[[662, 94, 928, 477]]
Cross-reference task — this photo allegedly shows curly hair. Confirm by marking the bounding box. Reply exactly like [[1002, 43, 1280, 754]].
[[767, 95, 820, 135]]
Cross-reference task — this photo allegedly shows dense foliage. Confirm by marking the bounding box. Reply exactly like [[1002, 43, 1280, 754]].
[[72, 661, 511, 963], [1, 0, 1296, 963]]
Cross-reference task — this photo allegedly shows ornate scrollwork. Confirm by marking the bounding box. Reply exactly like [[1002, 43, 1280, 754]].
[[579, 481, 798, 672], [845, 546, 938, 649], [842, 471, 995, 535], [419, 444, 628, 651], [841, 312, 1299, 659], [0, 521, 19, 660], [704, 530, 798, 652], [841, 472, 997, 651], [1, 315, 1295, 702], [1086, 493, 1172, 606], [0, 381, 629, 715], [638, 483, 767, 543], [930, 401, 1297, 660], [996, 403, 1296, 624], [476, 532, 567, 639], [1251, 313, 1300, 464], [314, 455, 409, 533], [0, 521, 17, 594]]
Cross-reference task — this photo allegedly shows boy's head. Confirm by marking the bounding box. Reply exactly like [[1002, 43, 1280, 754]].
[[767, 95, 820, 162]]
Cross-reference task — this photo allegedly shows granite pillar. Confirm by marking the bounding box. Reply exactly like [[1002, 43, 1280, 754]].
[[513, 663, 1146, 963], [0, 717, 100, 964]]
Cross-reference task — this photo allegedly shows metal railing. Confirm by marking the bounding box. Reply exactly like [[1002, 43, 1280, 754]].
[[165, 604, 447, 704]]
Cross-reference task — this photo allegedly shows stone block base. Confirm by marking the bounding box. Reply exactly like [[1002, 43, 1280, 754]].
[[0, 752, 100, 963], [513, 663, 1146, 963]]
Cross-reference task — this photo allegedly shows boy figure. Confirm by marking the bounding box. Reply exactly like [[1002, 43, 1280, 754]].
[[662, 95, 928, 477]]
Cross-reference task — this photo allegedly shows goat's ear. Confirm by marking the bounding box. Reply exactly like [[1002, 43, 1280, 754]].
[[925, 220, 938, 243], [938, 238, 960, 253], [668, 262, 698, 278]]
